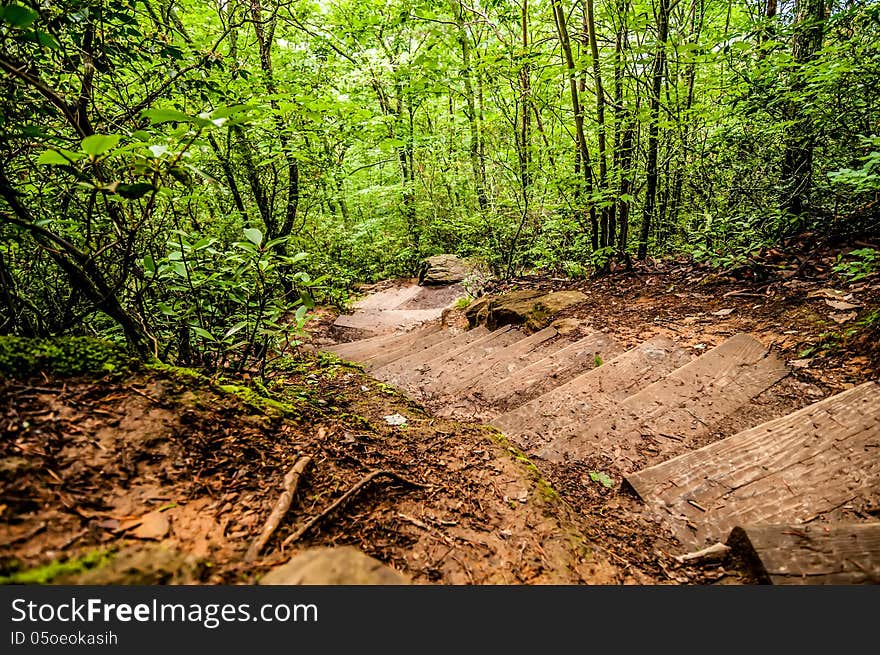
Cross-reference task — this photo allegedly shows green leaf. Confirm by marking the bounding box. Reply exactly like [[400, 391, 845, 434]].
[[81, 134, 122, 157], [142, 255, 156, 274], [142, 108, 194, 124], [35, 30, 59, 49], [223, 321, 248, 339], [243, 227, 263, 247], [116, 182, 155, 199], [190, 326, 217, 342], [294, 305, 309, 324], [36, 149, 82, 165], [588, 471, 614, 489], [0, 4, 39, 27]]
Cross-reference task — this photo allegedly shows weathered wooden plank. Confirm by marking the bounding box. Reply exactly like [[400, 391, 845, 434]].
[[479, 331, 621, 410], [371, 327, 489, 383], [324, 321, 442, 362], [728, 523, 880, 585], [417, 327, 524, 395], [362, 325, 453, 371], [434, 327, 560, 394], [493, 336, 691, 451], [539, 334, 788, 467], [333, 308, 443, 335], [352, 284, 422, 310], [626, 382, 880, 550], [434, 336, 574, 420]]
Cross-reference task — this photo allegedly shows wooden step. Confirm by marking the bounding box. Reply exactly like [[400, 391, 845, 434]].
[[478, 332, 621, 410], [352, 284, 422, 310], [324, 321, 440, 361], [439, 327, 561, 395], [418, 327, 524, 395], [728, 522, 880, 585], [361, 325, 455, 371], [333, 308, 442, 335], [538, 334, 788, 467], [372, 327, 491, 388], [434, 335, 574, 420], [493, 336, 690, 450], [625, 381, 880, 550]]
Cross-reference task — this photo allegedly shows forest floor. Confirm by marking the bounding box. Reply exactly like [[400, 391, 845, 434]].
[[2, 239, 878, 585]]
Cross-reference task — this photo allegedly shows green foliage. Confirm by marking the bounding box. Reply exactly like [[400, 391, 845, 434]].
[[833, 248, 880, 282], [453, 295, 472, 310], [829, 136, 880, 194], [0, 336, 134, 378], [0, 0, 878, 362], [588, 471, 614, 489]]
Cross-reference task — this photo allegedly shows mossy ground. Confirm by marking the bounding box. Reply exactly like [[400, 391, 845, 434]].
[[0, 336, 135, 378]]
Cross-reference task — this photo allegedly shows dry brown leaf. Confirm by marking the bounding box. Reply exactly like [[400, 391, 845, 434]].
[[824, 299, 861, 311], [829, 311, 857, 324]]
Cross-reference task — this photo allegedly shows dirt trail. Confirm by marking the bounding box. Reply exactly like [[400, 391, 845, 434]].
[[317, 264, 880, 584], [3, 261, 878, 585]]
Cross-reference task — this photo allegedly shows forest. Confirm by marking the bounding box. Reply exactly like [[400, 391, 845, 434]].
[[1, 0, 878, 368]]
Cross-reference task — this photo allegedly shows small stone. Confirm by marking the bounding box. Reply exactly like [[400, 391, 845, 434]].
[[260, 546, 410, 585]]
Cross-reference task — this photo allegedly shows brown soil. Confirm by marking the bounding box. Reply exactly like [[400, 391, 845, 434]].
[[3, 244, 877, 586], [0, 362, 611, 584]]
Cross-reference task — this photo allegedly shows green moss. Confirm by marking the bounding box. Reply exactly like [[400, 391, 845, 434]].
[[593, 354, 603, 367], [0, 336, 135, 378], [145, 361, 204, 381], [217, 383, 297, 418], [0, 549, 113, 585], [487, 428, 560, 503], [147, 362, 301, 418]]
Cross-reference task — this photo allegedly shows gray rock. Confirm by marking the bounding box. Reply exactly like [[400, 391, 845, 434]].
[[419, 255, 482, 286], [260, 546, 410, 585]]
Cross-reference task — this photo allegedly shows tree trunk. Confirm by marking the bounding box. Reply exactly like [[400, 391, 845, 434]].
[[452, 1, 488, 211], [583, 0, 612, 253], [780, 0, 825, 222], [552, 0, 598, 251], [637, 0, 670, 260]]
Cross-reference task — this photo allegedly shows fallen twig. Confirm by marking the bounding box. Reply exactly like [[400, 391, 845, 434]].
[[244, 453, 313, 562], [674, 542, 731, 565], [0, 521, 46, 547], [281, 469, 426, 548]]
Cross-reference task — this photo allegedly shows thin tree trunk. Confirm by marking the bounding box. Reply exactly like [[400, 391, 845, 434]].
[[583, 0, 612, 253], [780, 0, 825, 222], [452, 0, 488, 211], [552, 0, 598, 251], [637, 0, 670, 260]]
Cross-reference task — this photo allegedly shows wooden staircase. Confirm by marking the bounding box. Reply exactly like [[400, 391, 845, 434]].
[[323, 319, 880, 584]]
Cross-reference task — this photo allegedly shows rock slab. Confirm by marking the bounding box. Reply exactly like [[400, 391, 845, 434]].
[[260, 546, 410, 585]]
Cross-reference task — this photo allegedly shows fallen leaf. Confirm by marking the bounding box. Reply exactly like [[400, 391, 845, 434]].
[[808, 288, 846, 300], [712, 308, 735, 317], [383, 413, 408, 426], [829, 312, 857, 324], [127, 511, 170, 540], [824, 299, 860, 311], [788, 358, 812, 369]]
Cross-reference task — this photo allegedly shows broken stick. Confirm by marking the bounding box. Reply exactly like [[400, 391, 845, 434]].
[[280, 469, 426, 549], [244, 454, 313, 562], [674, 542, 731, 565]]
